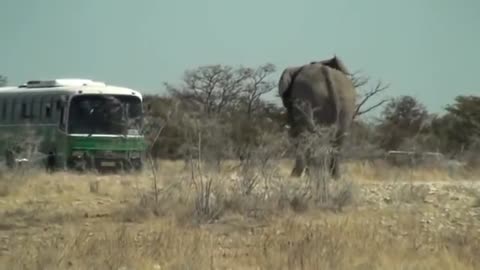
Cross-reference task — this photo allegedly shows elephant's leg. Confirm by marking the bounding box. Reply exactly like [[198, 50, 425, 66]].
[[329, 127, 347, 180], [291, 153, 306, 177], [290, 132, 308, 178], [288, 98, 315, 178], [329, 150, 340, 180]]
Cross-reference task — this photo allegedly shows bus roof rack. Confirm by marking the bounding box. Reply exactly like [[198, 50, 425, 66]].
[[19, 79, 106, 88]]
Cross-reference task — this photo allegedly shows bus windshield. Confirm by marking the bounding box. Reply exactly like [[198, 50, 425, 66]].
[[68, 94, 143, 135]]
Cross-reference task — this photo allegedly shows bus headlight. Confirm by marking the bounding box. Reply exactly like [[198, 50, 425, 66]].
[[71, 151, 85, 158], [129, 152, 141, 159]]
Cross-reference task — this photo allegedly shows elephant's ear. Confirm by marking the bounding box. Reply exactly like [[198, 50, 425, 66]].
[[331, 56, 350, 75], [318, 56, 350, 75], [278, 67, 300, 98]]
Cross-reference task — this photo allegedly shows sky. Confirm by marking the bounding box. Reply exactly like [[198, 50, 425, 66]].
[[1, 0, 479, 116]]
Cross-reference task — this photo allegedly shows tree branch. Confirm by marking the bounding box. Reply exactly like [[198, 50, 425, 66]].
[[353, 78, 390, 119], [357, 99, 389, 116]]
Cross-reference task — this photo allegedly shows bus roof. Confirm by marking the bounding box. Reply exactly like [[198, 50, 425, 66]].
[[0, 78, 143, 100]]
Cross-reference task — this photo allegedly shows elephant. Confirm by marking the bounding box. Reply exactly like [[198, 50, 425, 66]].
[[278, 56, 356, 179]]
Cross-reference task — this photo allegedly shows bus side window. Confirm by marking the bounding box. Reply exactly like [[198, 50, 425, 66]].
[[38, 96, 42, 121], [30, 96, 36, 121], [40, 96, 46, 121], [49, 97, 55, 120], [21, 100, 28, 119], [11, 98, 17, 122], [44, 96, 52, 121], [1, 98, 6, 122], [32, 96, 40, 123], [5, 98, 11, 123]]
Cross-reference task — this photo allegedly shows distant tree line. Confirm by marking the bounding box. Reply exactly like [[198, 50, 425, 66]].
[[0, 75, 7, 87], [140, 64, 480, 167], [2, 65, 478, 166]]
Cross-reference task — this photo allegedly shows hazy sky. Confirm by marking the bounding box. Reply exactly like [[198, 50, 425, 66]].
[[1, 0, 479, 115]]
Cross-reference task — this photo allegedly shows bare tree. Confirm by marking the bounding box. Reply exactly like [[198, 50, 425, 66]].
[[164, 63, 278, 118], [0, 75, 7, 87], [165, 65, 251, 116], [349, 71, 390, 119], [240, 63, 276, 118], [215, 66, 252, 114]]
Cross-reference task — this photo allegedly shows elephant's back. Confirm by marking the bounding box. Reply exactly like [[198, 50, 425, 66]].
[[290, 64, 356, 124], [297, 64, 355, 103], [291, 64, 329, 96], [289, 65, 335, 123]]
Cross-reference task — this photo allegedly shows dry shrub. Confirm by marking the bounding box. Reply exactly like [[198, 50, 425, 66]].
[[127, 112, 296, 224], [117, 179, 190, 223], [117, 162, 228, 225], [127, 97, 360, 224], [0, 177, 10, 197], [118, 166, 269, 224], [0, 169, 33, 197], [458, 140, 480, 175], [2, 222, 215, 270], [389, 183, 430, 204], [1, 161, 480, 270], [472, 189, 480, 208], [278, 125, 361, 212], [118, 156, 359, 226], [3, 212, 480, 270], [283, 177, 359, 214], [329, 180, 358, 210], [88, 180, 100, 194], [253, 214, 480, 270], [3, 211, 479, 270], [346, 157, 477, 182]]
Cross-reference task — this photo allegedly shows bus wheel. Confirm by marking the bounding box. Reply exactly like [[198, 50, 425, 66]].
[[46, 151, 56, 173], [5, 150, 16, 169], [130, 158, 143, 172]]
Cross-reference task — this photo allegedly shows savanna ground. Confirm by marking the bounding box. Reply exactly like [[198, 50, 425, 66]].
[[0, 159, 479, 270]]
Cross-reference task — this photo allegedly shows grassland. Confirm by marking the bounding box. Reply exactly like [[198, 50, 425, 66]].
[[0, 160, 479, 270]]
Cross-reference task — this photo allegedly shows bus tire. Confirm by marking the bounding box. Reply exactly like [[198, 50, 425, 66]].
[[46, 151, 56, 173], [5, 150, 16, 169]]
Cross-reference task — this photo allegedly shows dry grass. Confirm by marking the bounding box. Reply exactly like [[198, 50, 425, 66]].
[[345, 159, 478, 182], [0, 160, 479, 270]]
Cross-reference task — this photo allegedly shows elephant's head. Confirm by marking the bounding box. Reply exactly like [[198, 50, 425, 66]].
[[311, 55, 350, 76]]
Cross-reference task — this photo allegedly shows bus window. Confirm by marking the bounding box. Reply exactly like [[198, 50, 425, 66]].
[[40, 96, 46, 121], [32, 96, 40, 122], [30, 96, 35, 120], [46, 105, 52, 119], [11, 98, 17, 122], [43, 96, 52, 120], [19, 96, 32, 120], [1, 99, 6, 122], [21, 101, 28, 119], [4, 98, 11, 123], [38, 96, 43, 121]]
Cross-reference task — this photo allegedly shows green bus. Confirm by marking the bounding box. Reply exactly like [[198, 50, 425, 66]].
[[0, 79, 146, 172]]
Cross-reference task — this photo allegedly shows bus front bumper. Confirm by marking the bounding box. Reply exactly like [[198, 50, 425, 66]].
[[68, 150, 143, 171]]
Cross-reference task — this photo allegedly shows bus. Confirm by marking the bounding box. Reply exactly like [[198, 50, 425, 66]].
[[0, 78, 146, 172]]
